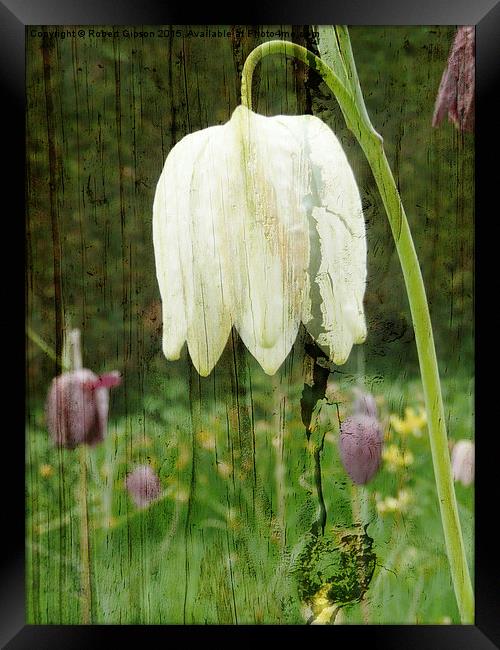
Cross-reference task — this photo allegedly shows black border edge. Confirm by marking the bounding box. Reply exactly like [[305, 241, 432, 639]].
[[3, 625, 500, 649], [1, 0, 26, 648], [475, 1, 500, 648], [1, 0, 500, 25], [5, 0, 500, 647]]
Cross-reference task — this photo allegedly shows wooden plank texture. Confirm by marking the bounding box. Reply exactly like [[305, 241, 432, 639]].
[[26, 25, 474, 625]]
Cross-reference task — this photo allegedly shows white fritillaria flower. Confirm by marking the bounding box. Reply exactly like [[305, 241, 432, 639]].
[[153, 105, 367, 376]]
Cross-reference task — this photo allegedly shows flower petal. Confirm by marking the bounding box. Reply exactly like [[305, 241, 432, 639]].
[[45, 369, 99, 447], [154, 105, 366, 376], [229, 106, 310, 375], [339, 414, 383, 484], [93, 386, 110, 445], [184, 124, 236, 376], [278, 114, 366, 365], [153, 126, 234, 376], [153, 132, 201, 360]]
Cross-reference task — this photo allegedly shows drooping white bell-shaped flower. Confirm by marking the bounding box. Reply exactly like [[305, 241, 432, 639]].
[[153, 105, 367, 376]]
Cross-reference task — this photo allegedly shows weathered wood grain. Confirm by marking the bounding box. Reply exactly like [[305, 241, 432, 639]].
[[26, 25, 474, 625]]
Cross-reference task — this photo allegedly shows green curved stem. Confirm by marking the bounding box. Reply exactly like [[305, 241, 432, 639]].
[[27, 326, 70, 371], [241, 33, 473, 623], [241, 40, 381, 146]]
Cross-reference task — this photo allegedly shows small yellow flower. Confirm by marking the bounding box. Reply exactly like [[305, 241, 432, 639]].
[[376, 489, 413, 515], [165, 480, 189, 502], [226, 508, 240, 531], [175, 487, 189, 503], [324, 432, 337, 445], [39, 464, 53, 478], [103, 516, 118, 529], [382, 444, 414, 472], [175, 443, 191, 470], [100, 462, 112, 480], [390, 407, 427, 438], [196, 429, 216, 451], [310, 586, 337, 624], [384, 496, 399, 511], [398, 489, 412, 507]]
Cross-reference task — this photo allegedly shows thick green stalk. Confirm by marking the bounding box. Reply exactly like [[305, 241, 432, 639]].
[[359, 137, 473, 623], [241, 34, 473, 623]]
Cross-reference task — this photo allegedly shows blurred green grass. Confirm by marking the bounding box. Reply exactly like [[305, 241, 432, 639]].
[[26, 367, 473, 624]]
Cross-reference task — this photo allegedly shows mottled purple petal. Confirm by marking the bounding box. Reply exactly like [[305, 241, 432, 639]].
[[93, 371, 122, 389], [125, 465, 162, 508], [338, 415, 383, 485], [45, 368, 120, 448], [433, 26, 475, 133]]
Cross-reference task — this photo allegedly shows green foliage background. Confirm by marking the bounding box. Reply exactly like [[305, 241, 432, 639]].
[[26, 25, 474, 624]]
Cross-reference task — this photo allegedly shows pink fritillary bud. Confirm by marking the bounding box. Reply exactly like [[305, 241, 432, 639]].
[[352, 387, 378, 419], [432, 26, 475, 132], [45, 368, 121, 448], [125, 465, 162, 509], [451, 439, 474, 486], [85, 371, 122, 390], [339, 414, 383, 485]]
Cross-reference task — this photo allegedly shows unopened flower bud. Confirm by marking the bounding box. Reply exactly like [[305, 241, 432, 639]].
[[451, 439, 474, 486], [125, 465, 162, 508], [45, 369, 121, 448], [432, 26, 475, 132], [338, 414, 383, 484]]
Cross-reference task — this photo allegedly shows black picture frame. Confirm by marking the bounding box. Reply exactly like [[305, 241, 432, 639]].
[[5, 0, 499, 646]]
